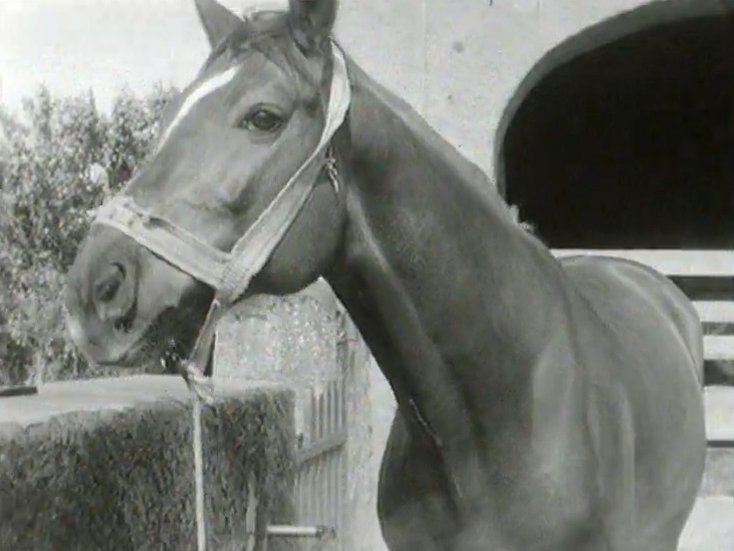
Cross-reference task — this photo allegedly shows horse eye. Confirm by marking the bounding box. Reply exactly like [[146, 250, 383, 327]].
[[241, 109, 284, 133]]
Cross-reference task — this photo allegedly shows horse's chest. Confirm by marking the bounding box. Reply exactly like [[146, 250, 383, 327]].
[[377, 410, 600, 551]]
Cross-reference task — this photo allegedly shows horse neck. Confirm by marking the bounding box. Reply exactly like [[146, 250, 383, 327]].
[[326, 59, 574, 447]]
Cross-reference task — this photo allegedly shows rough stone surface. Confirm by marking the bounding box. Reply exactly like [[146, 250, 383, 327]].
[[215, 292, 340, 394], [339, 311, 376, 551], [0, 376, 294, 551]]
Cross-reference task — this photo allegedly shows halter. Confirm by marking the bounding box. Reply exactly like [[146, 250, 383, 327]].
[[92, 41, 351, 399]]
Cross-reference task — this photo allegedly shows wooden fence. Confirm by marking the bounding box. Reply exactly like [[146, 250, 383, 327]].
[[290, 377, 348, 551], [252, 377, 349, 551], [243, 380, 349, 551]]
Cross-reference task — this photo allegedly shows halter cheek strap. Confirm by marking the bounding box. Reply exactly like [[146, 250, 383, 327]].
[[92, 42, 351, 399]]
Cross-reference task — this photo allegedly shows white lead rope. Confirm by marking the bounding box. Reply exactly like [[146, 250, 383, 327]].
[[193, 399, 207, 551]]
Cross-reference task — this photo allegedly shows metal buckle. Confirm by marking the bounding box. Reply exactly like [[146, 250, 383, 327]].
[[182, 361, 214, 404], [179, 297, 223, 404], [324, 149, 340, 194]]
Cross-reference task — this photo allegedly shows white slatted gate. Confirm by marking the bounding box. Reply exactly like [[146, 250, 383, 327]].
[[254, 372, 350, 551], [291, 377, 348, 551], [255, 308, 363, 551]]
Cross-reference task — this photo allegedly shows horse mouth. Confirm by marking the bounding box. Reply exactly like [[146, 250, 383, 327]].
[[93, 307, 196, 374], [95, 339, 184, 374]]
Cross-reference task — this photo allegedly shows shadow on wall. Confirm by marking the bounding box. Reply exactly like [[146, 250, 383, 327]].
[[496, 0, 734, 250]]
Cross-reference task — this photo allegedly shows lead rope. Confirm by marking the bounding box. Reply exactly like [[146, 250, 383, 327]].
[[193, 398, 207, 551]]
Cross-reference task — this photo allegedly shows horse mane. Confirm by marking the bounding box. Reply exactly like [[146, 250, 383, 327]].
[[199, 10, 323, 89], [506, 203, 535, 234]]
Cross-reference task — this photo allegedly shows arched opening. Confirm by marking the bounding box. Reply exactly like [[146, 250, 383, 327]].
[[496, 0, 734, 249]]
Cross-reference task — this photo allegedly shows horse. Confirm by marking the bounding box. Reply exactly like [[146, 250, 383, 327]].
[[64, 1, 707, 549]]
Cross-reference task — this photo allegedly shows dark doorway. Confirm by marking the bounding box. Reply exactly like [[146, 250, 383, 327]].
[[496, 0, 734, 249]]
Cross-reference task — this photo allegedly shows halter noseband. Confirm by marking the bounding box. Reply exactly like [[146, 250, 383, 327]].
[[92, 42, 351, 399]]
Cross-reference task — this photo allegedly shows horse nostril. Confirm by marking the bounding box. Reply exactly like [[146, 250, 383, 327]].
[[94, 263, 126, 304]]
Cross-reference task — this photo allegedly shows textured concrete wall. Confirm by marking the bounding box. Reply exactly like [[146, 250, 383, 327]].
[[0, 376, 294, 551], [338, 310, 376, 551], [335, 0, 676, 179], [215, 283, 345, 432]]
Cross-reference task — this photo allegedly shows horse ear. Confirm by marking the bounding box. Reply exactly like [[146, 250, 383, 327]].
[[194, 0, 242, 48], [288, 0, 338, 52]]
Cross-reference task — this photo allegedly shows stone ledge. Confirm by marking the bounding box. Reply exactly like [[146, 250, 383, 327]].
[[1, 375, 286, 429], [0, 375, 295, 551]]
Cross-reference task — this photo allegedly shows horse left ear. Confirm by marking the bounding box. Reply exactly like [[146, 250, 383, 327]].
[[288, 0, 338, 52], [194, 0, 242, 48]]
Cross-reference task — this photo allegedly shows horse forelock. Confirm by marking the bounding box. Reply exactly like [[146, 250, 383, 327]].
[[199, 11, 324, 92], [155, 12, 328, 155]]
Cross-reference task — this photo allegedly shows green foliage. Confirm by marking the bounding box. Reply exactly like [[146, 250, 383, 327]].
[[0, 83, 179, 385]]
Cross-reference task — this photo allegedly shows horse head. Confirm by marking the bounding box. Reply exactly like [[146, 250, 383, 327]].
[[64, 0, 347, 372]]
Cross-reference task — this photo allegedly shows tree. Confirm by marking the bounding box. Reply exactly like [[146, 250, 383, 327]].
[[0, 83, 178, 384]]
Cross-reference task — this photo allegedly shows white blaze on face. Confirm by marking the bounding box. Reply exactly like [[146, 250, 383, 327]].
[[155, 65, 241, 153]]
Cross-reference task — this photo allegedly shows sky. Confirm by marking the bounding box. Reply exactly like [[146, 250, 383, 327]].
[[0, 0, 652, 174], [0, 0, 269, 116]]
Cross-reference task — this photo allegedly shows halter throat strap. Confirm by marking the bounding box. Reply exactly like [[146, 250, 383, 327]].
[[92, 42, 351, 391]]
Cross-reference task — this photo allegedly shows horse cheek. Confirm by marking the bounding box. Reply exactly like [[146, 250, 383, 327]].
[[254, 183, 343, 294]]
